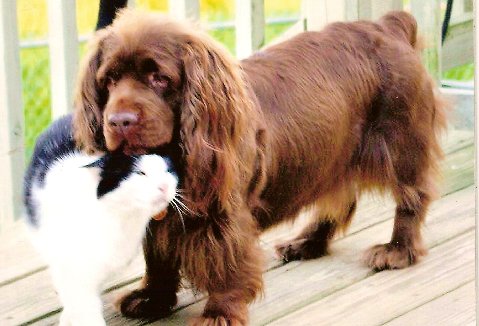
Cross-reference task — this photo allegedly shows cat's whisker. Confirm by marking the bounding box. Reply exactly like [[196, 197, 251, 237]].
[[174, 192, 188, 200], [171, 201, 186, 216], [173, 197, 194, 215], [174, 199, 194, 221], [173, 193, 191, 207], [170, 200, 186, 233], [146, 223, 153, 238]]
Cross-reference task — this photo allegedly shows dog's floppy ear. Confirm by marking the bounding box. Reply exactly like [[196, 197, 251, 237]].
[[180, 34, 258, 215], [73, 29, 110, 154]]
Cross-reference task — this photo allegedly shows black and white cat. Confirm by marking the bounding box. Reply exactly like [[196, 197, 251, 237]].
[[24, 115, 178, 326]]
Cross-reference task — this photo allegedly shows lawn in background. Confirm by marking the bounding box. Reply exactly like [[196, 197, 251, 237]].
[[17, 0, 473, 158]]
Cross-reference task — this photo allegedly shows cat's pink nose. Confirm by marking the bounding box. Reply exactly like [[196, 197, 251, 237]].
[[158, 183, 169, 194]]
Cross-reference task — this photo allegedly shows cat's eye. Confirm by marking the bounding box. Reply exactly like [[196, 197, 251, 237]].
[[135, 171, 146, 176]]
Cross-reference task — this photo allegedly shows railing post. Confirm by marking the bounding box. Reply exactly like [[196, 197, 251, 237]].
[[411, 0, 442, 82], [0, 0, 25, 231], [304, 0, 346, 31], [304, 0, 403, 31], [168, 0, 200, 21], [357, 0, 403, 20], [235, 0, 264, 59], [451, 0, 473, 23], [442, 0, 473, 71], [47, 0, 79, 118]]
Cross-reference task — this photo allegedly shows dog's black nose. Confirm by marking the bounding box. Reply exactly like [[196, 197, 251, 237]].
[[108, 112, 138, 131]]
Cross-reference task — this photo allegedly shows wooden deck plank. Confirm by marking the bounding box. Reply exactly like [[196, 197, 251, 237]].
[[0, 255, 145, 326], [23, 184, 475, 326], [441, 129, 474, 154], [383, 281, 476, 326], [0, 223, 46, 287], [0, 129, 471, 287], [0, 130, 473, 325], [152, 185, 474, 326], [269, 231, 474, 326]]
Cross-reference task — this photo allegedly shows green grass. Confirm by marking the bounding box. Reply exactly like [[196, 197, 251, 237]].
[[21, 47, 51, 159], [443, 63, 474, 81]]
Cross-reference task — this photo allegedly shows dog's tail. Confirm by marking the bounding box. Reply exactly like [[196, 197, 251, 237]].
[[379, 11, 419, 49]]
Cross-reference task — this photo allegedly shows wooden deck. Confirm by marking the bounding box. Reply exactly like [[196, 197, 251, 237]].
[[0, 127, 474, 326]]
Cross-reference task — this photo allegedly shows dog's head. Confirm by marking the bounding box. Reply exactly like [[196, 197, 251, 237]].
[[73, 9, 261, 213]]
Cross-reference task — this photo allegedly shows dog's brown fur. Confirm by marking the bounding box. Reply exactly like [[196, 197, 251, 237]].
[[73, 9, 446, 325]]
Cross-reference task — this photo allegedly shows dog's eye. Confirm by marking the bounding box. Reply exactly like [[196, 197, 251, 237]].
[[106, 76, 116, 87], [105, 69, 122, 86], [148, 72, 169, 89], [106, 72, 120, 87]]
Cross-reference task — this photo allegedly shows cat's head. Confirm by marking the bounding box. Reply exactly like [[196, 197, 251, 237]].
[[84, 152, 177, 217]]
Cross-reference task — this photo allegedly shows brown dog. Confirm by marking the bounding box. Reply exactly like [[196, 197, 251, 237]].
[[73, 9, 446, 325]]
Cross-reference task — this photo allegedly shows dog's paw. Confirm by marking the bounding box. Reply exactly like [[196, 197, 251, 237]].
[[116, 288, 176, 319], [189, 316, 245, 326], [363, 243, 427, 271], [275, 238, 328, 262]]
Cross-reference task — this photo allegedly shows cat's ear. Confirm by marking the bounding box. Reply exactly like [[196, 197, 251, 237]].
[[83, 157, 105, 169]]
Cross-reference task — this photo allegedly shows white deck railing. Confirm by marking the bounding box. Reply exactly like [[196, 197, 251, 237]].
[[0, 0, 473, 232]]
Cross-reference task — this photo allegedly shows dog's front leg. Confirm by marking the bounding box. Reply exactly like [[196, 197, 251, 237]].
[[187, 208, 264, 326], [117, 219, 180, 319]]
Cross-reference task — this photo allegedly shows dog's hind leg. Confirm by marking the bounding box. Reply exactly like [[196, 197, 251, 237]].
[[361, 106, 441, 270], [363, 192, 430, 271], [363, 173, 433, 270], [275, 198, 357, 262], [360, 46, 446, 270]]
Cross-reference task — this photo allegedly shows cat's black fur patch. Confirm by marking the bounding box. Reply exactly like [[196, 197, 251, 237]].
[[24, 114, 76, 227], [88, 153, 176, 198], [84, 152, 139, 198]]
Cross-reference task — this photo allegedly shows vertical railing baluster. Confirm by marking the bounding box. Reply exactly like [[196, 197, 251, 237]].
[[357, 0, 403, 20], [235, 0, 265, 59], [168, 0, 200, 21], [47, 0, 79, 118], [0, 0, 25, 232], [411, 0, 442, 82]]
